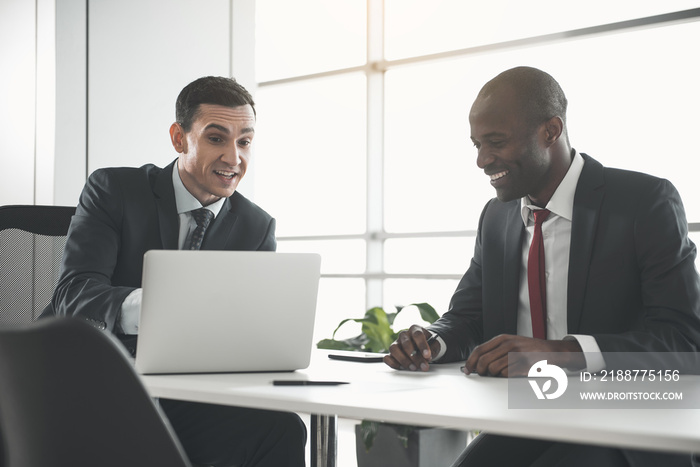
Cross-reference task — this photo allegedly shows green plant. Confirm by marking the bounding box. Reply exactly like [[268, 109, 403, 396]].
[[316, 302, 439, 353], [358, 419, 417, 451], [316, 302, 440, 452]]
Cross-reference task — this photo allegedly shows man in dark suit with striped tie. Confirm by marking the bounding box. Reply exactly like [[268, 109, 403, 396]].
[[42, 76, 306, 467]]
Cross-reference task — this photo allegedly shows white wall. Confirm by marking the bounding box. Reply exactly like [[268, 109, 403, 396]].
[[1, 0, 256, 207], [0, 0, 38, 205], [87, 0, 232, 173], [53, 0, 87, 206], [35, 0, 57, 205]]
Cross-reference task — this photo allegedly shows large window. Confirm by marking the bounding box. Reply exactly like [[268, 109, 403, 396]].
[[252, 0, 700, 341]]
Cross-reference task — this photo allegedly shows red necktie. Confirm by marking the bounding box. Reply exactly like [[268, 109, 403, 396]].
[[528, 209, 550, 339]]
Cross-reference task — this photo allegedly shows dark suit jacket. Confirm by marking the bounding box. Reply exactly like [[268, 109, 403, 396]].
[[430, 154, 700, 370], [42, 160, 275, 349]]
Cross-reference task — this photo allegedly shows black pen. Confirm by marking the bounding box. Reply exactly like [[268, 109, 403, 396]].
[[272, 380, 349, 386]]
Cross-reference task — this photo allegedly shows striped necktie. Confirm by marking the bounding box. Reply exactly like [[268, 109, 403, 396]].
[[185, 208, 214, 250]]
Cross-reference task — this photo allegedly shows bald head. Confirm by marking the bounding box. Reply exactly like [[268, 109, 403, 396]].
[[478, 66, 568, 133], [469, 67, 573, 206]]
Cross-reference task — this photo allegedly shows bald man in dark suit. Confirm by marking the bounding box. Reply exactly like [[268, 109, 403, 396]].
[[385, 67, 700, 467]]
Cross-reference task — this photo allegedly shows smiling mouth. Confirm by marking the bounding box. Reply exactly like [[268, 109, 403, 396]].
[[489, 170, 509, 181], [214, 170, 237, 180]]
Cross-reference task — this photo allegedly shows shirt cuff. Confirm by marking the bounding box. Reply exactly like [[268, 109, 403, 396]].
[[564, 334, 606, 373], [430, 332, 448, 362], [118, 288, 142, 335]]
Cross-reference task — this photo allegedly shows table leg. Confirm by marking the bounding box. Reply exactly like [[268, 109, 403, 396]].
[[311, 414, 338, 467]]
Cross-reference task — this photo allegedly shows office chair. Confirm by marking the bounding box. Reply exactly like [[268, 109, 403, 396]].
[[0, 204, 75, 327], [0, 317, 192, 467]]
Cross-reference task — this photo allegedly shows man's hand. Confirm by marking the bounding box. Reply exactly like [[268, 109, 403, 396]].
[[384, 325, 441, 372], [463, 334, 585, 377]]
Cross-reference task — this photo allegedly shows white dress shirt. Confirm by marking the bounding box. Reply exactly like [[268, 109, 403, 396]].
[[117, 162, 225, 334], [434, 151, 605, 372]]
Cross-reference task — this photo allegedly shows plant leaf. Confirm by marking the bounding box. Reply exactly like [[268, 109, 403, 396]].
[[393, 424, 415, 449], [316, 334, 369, 351], [360, 420, 379, 452], [319, 302, 440, 352], [386, 305, 403, 326], [411, 302, 440, 324], [361, 308, 395, 353], [393, 302, 440, 325], [315, 339, 356, 351], [330, 318, 364, 339]]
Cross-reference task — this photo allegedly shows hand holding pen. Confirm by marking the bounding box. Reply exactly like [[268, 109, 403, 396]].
[[383, 325, 440, 372]]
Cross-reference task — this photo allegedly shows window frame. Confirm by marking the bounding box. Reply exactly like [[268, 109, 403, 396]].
[[252, 2, 700, 309]]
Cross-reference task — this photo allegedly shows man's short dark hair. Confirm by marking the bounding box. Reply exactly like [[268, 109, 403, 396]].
[[176, 76, 255, 131], [480, 66, 568, 128]]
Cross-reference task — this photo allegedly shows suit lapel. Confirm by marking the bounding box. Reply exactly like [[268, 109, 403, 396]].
[[203, 196, 239, 250], [152, 161, 179, 250], [567, 154, 605, 332], [503, 202, 525, 335]]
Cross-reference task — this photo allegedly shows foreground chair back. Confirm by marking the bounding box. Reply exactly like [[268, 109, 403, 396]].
[[0, 205, 75, 327], [0, 318, 191, 467]]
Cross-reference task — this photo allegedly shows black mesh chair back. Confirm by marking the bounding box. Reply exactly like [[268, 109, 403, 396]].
[[0, 318, 191, 467], [0, 205, 75, 327]]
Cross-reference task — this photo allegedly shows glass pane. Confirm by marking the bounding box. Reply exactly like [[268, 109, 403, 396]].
[[548, 22, 700, 223], [384, 60, 495, 233], [277, 239, 365, 274], [384, 237, 474, 275], [385, 0, 699, 60], [256, 0, 366, 81], [253, 73, 367, 236], [313, 278, 366, 344], [383, 279, 460, 329], [385, 21, 700, 233]]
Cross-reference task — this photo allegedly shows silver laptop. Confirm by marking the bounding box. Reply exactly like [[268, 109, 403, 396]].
[[135, 250, 321, 374]]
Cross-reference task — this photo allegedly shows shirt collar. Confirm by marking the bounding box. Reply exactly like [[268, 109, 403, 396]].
[[520, 150, 584, 225], [171, 160, 225, 218]]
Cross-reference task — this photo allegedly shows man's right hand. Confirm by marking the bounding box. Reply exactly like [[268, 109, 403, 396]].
[[384, 325, 440, 372]]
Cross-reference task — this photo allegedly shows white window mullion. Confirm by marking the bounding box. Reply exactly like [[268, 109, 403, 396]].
[[365, 0, 385, 309]]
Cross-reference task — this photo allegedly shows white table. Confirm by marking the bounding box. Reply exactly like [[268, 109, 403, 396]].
[[142, 351, 700, 466]]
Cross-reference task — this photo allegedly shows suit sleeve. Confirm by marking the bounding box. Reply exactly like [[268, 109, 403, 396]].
[[427, 202, 491, 362], [47, 169, 137, 332], [594, 179, 700, 370], [258, 217, 277, 252]]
